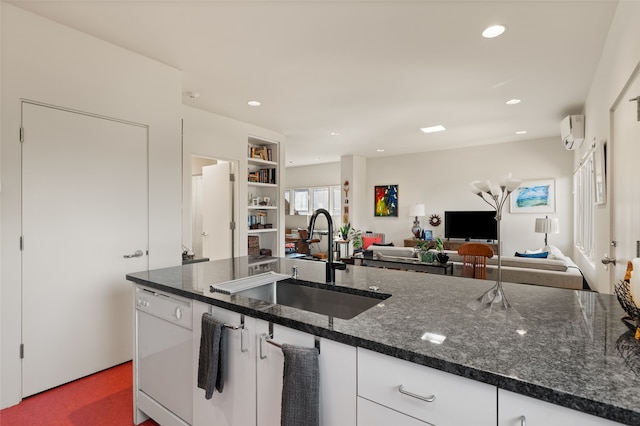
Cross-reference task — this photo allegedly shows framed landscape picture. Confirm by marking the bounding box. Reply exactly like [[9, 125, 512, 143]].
[[374, 184, 398, 217], [510, 179, 556, 213]]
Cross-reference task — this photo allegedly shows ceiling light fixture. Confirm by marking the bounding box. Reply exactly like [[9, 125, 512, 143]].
[[187, 91, 200, 99], [330, 132, 340, 136], [506, 99, 521, 105], [247, 100, 261, 107], [482, 25, 506, 38], [420, 125, 446, 134], [516, 130, 527, 135], [377, 149, 385, 152]]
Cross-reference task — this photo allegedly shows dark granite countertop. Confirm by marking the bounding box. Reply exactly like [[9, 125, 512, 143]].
[[126, 256, 640, 425]]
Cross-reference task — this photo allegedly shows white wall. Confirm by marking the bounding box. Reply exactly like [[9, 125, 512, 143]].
[[181, 105, 286, 257], [285, 162, 340, 188], [1, 4, 182, 408], [576, 1, 640, 293], [364, 138, 573, 256]]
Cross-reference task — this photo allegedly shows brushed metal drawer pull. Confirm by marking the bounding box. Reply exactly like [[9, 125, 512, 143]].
[[398, 384, 435, 402], [520, 415, 527, 426]]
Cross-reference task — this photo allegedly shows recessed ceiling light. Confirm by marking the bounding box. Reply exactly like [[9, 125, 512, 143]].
[[247, 100, 261, 107], [482, 25, 506, 38], [377, 149, 385, 152], [506, 99, 521, 105], [287, 161, 294, 164], [516, 130, 527, 135], [330, 132, 341, 136], [420, 125, 446, 134], [315, 157, 321, 160]]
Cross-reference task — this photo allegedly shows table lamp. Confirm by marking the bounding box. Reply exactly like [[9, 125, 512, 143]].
[[409, 203, 425, 237], [535, 216, 559, 251]]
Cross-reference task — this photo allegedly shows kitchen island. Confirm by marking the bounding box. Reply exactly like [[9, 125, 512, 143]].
[[127, 256, 640, 425]]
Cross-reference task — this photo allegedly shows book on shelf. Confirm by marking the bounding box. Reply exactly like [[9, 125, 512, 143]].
[[248, 209, 271, 229], [249, 146, 270, 161], [247, 168, 276, 184], [248, 146, 275, 162]]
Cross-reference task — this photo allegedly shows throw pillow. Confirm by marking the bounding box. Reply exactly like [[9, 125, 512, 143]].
[[546, 245, 565, 260], [515, 251, 549, 258], [524, 248, 543, 254], [362, 235, 383, 249]]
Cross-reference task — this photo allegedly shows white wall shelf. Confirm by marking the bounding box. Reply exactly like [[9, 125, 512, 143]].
[[247, 228, 278, 234], [247, 137, 280, 256]]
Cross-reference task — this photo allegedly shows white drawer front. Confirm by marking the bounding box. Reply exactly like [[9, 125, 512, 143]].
[[498, 389, 624, 426], [358, 397, 429, 426], [357, 348, 497, 426]]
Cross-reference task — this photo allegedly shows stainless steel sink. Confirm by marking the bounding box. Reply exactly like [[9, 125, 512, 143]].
[[234, 280, 390, 320]]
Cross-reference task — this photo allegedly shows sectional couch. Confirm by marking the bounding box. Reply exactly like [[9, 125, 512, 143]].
[[361, 245, 584, 290]]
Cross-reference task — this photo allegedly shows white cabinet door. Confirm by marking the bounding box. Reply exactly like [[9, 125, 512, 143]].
[[255, 319, 316, 426], [358, 397, 429, 426], [319, 338, 357, 426], [193, 302, 257, 426], [498, 389, 624, 426]]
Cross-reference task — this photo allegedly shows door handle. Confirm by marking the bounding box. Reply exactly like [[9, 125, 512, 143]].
[[398, 385, 435, 402], [201, 232, 209, 237], [123, 250, 144, 258], [601, 255, 616, 265]]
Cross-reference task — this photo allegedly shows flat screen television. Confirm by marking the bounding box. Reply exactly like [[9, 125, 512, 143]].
[[444, 210, 497, 241]]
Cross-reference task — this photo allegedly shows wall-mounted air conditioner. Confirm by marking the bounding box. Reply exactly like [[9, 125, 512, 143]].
[[560, 114, 584, 150]]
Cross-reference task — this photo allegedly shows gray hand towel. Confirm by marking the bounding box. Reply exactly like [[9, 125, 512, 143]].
[[197, 313, 226, 399], [280, 343, 320, 426]]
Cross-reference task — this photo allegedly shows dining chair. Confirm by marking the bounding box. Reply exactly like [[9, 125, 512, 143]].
[[296, 229, 320, 255], [458, 243, 494, 279]]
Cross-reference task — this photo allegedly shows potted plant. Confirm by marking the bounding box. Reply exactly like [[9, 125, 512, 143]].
[[338, 223, 351, 241], [434, 237, 449, 263], [414, 240, 434, 263], [351, 227, 363, 251]]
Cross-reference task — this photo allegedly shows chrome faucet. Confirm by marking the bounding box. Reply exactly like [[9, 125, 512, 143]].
[[307, 208, 346, 283]]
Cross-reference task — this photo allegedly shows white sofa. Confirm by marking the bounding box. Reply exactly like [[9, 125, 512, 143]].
[[445, 250, 584, 290], [362, 245, 584, 290]]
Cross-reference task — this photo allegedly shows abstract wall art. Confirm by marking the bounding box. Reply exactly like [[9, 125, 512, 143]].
[[374, 184, 398, 217]]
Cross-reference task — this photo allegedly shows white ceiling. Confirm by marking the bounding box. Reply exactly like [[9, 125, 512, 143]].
[[9, 1, 618, 166]]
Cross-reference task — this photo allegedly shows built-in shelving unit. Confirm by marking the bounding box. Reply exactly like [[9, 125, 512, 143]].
[[247, 137, 279, 256]]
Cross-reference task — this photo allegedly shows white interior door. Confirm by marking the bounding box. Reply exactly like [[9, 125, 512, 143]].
[[610, 68, 640, 289], [21, 102, 148, 397], [202, 162, 231, 260]]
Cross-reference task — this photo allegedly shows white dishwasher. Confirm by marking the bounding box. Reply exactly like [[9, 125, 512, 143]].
[[135, 286, 193, 426]]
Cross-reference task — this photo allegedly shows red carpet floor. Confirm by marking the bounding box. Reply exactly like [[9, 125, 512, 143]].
[[0, 362, 159, 426]]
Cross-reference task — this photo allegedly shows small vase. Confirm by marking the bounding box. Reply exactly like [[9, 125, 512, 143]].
[[421, 252, 434, 263], [436, 253, 449, 263]]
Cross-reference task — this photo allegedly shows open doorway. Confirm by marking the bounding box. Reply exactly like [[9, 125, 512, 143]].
[[188, 155, 238, 261]]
